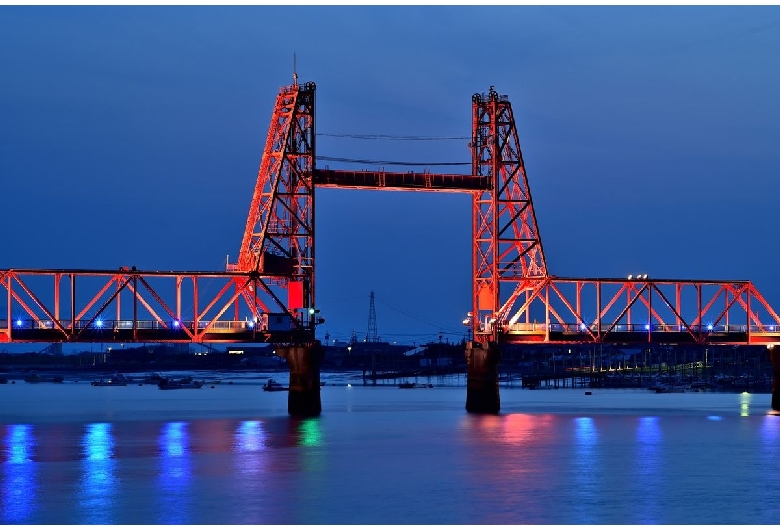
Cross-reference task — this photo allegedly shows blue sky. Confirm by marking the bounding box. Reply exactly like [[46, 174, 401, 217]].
[[2, 6, 780, 348]]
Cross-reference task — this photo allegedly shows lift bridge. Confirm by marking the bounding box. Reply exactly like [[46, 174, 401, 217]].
[[3, 79, 780, 350]]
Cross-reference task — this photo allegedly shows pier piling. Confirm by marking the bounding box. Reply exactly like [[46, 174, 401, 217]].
[[277, 341, 323, 417], [465, 341, 501, 414]]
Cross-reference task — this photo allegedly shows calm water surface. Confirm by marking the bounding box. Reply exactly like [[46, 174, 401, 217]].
[[1, 372, 779, 524]]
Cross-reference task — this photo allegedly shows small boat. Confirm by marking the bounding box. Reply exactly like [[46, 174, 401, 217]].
[[91, 373, 130, 387], [24, 374, 64, 383], [137, 372, 164, 384], [398, 382, 416, 389], [158, 377, 204, 390], [655, 384, 688, 393], [262, 378, 288, 392]]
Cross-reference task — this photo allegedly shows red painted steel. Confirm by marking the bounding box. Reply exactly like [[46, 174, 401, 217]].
[[470, 87, 547, 343], [2, 80, 780, 347], [0, 268, 314, 343], [228, 81, 316, 323]]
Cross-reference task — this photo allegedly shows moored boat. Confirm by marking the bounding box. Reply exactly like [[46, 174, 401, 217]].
[[91, 373, 130, 387], [24, 374, 64, 383], [262, 378, 288, 392], [158, 377, 204, 390]]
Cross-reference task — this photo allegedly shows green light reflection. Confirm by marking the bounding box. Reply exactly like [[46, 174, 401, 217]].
[[297, 418, 323, 447]]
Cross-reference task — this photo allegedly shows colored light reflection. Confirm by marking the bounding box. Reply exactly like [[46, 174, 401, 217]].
[[3, 424, 37, 523], [79, 422, 116, 524], [634, 416, 661, 524], [236, 420, 266, 452], [297, 418, 322, 447], [761, 414, 780, 442], [740, 392, 751, 417], [571, 417, 599, 524], [574, 417, 596, 445], [157, 422, 191, 524]]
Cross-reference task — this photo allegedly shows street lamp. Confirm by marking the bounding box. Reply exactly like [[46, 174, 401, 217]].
[[463, 313, 473, 341], [347, 346, 352, 355]]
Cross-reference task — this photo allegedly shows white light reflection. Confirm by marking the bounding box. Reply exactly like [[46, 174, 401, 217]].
[[3, 425, 37, 523], [79, 423, 116, 524]]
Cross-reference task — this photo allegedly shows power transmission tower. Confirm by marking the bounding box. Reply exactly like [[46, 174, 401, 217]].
[[366, 291, 379, 343]]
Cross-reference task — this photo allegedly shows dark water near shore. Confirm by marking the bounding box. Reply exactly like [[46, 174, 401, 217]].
[[2, 371, 780, 524]]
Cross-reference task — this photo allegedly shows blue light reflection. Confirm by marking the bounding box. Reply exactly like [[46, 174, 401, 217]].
[[571, 417, 598, 524], [158, 422, 191, 524], [634, 416, 661, 524], [79, 422, 116, 524], [2, 424, 37, 523]]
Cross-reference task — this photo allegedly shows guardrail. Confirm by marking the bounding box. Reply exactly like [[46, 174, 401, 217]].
[[502, 323, 780, 333]]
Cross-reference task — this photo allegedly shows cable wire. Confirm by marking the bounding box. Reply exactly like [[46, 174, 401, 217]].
[[318, 133, 469, 141], [317, 156, 469, 167]]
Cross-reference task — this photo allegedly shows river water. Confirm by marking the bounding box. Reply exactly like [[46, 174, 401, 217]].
[[1, 371, 779, 524]]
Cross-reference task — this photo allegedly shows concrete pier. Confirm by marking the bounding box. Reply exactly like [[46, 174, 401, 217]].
[[465, 340, 501, 414], [770, 346, 780, 411], [277, 341, 324, 417]]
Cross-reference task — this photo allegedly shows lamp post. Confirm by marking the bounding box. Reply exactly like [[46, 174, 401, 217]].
[[463, 312, 473, 342]]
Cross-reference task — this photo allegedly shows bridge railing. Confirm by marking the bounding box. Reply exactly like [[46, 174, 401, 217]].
[[0, 319, 264, 333], [503, 322, 780, 334]]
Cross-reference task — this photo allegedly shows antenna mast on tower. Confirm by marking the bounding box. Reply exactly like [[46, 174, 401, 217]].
[[366, 291, 379, 343]]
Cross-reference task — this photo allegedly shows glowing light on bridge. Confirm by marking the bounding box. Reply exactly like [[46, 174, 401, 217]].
[[95, 319, 103, 329]]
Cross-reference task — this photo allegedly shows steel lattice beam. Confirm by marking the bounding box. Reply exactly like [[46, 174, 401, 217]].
[[0, 268, 312, 344]]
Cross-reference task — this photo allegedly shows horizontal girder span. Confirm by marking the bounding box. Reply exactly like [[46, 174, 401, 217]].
[[314, 169, 490, 192], [0, 268, 318, 344], [487, 276, 780, 346]]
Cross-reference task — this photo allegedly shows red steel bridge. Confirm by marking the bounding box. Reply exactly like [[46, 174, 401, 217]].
[[3, 80, 780, 349]]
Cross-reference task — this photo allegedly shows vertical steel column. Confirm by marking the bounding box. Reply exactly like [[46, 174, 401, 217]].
[[747, 283, 751, 342], [70, 274, 76, 338], [6, 276, 11, 339], [132, 273, 137, 341], [676, 284, 681, 329], [54, 273, 60, 321], [192, 276, 198, 334], [597, 281, 602, 340], [176, 276, 182, 322]]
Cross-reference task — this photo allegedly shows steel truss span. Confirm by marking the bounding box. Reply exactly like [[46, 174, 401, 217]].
[[3, 79, 780, 346], [0, 268, 316, 344]]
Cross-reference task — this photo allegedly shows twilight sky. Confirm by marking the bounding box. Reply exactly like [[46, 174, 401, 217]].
[[2, 5, 780, 348]]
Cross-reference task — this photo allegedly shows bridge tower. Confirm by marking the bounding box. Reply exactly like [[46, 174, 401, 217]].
[[471, 85, 547, 342], [466, 86, 547, 413], [229, 77, 322, 417]]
